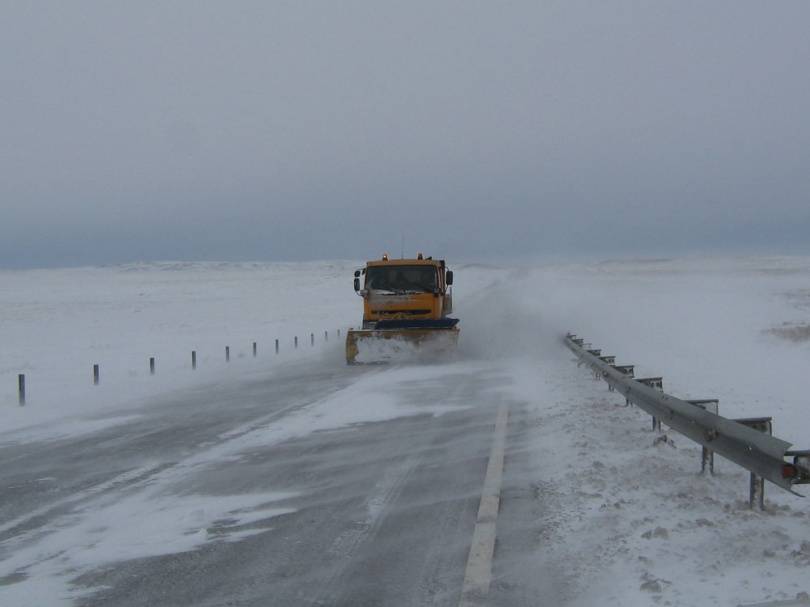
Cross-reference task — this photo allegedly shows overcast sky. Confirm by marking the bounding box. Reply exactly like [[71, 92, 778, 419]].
[[2, 1, 809, 268]]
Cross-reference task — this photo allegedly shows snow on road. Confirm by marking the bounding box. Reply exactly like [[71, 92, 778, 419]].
[[0, 256, 808, 605], [0, 359, 481, 606]]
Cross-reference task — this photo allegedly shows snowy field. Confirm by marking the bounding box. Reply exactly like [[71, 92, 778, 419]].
[[523, 255, 810, 447], [0, 261, 361, 436], [0, 256, 809, 606]]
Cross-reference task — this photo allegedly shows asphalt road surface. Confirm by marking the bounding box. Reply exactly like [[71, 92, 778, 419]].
[[0, 350, 572, 606]]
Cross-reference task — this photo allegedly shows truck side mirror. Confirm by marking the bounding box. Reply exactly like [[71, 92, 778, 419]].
[[354, 270, 361, 277], [354, 277, 360, 291], [446, 270, 453, 286]]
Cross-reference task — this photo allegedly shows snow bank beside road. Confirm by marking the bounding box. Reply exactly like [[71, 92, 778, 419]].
[[520, 256, 810, 446], [499, 355, 810, 607], [0, 261, 360, 435]]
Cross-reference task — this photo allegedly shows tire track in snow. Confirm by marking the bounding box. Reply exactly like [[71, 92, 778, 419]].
[[311, 453, 421, 606]]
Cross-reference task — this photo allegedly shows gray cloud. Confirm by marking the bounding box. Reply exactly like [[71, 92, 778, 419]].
[[2, 1, 809, 267]]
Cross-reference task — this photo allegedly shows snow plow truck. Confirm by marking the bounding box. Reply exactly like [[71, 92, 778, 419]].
[[346, 254, 459, 364]]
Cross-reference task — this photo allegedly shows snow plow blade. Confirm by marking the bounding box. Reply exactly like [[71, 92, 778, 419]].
[[345, 327, 460, 364]]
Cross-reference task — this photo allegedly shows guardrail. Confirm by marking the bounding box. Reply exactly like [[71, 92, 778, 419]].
[[565, 333, 810, 509]]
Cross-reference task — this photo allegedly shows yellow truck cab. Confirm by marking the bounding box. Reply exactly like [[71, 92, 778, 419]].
[[354, 254, 454, 329], [346, 253, 459, 363]]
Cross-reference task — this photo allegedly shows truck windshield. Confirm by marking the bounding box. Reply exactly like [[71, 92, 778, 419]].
[[365, 266, 437, 293]]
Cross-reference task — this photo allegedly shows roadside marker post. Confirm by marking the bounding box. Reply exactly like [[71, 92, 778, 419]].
[[18, 374, 25, 405]]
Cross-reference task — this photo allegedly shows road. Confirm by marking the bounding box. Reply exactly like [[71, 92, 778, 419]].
[[0, 347, 578, 606]]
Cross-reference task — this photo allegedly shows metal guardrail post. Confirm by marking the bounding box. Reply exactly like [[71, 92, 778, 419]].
[[688, 399, 719, 474], [597, 356, 615, 383], [734, 417, 773, 510], [612, 365, 634, 377], [638, 377, 664, 427], [610, 364, 634, 395], [638, 377, 663, 390], [589, 355, 610, 380]]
